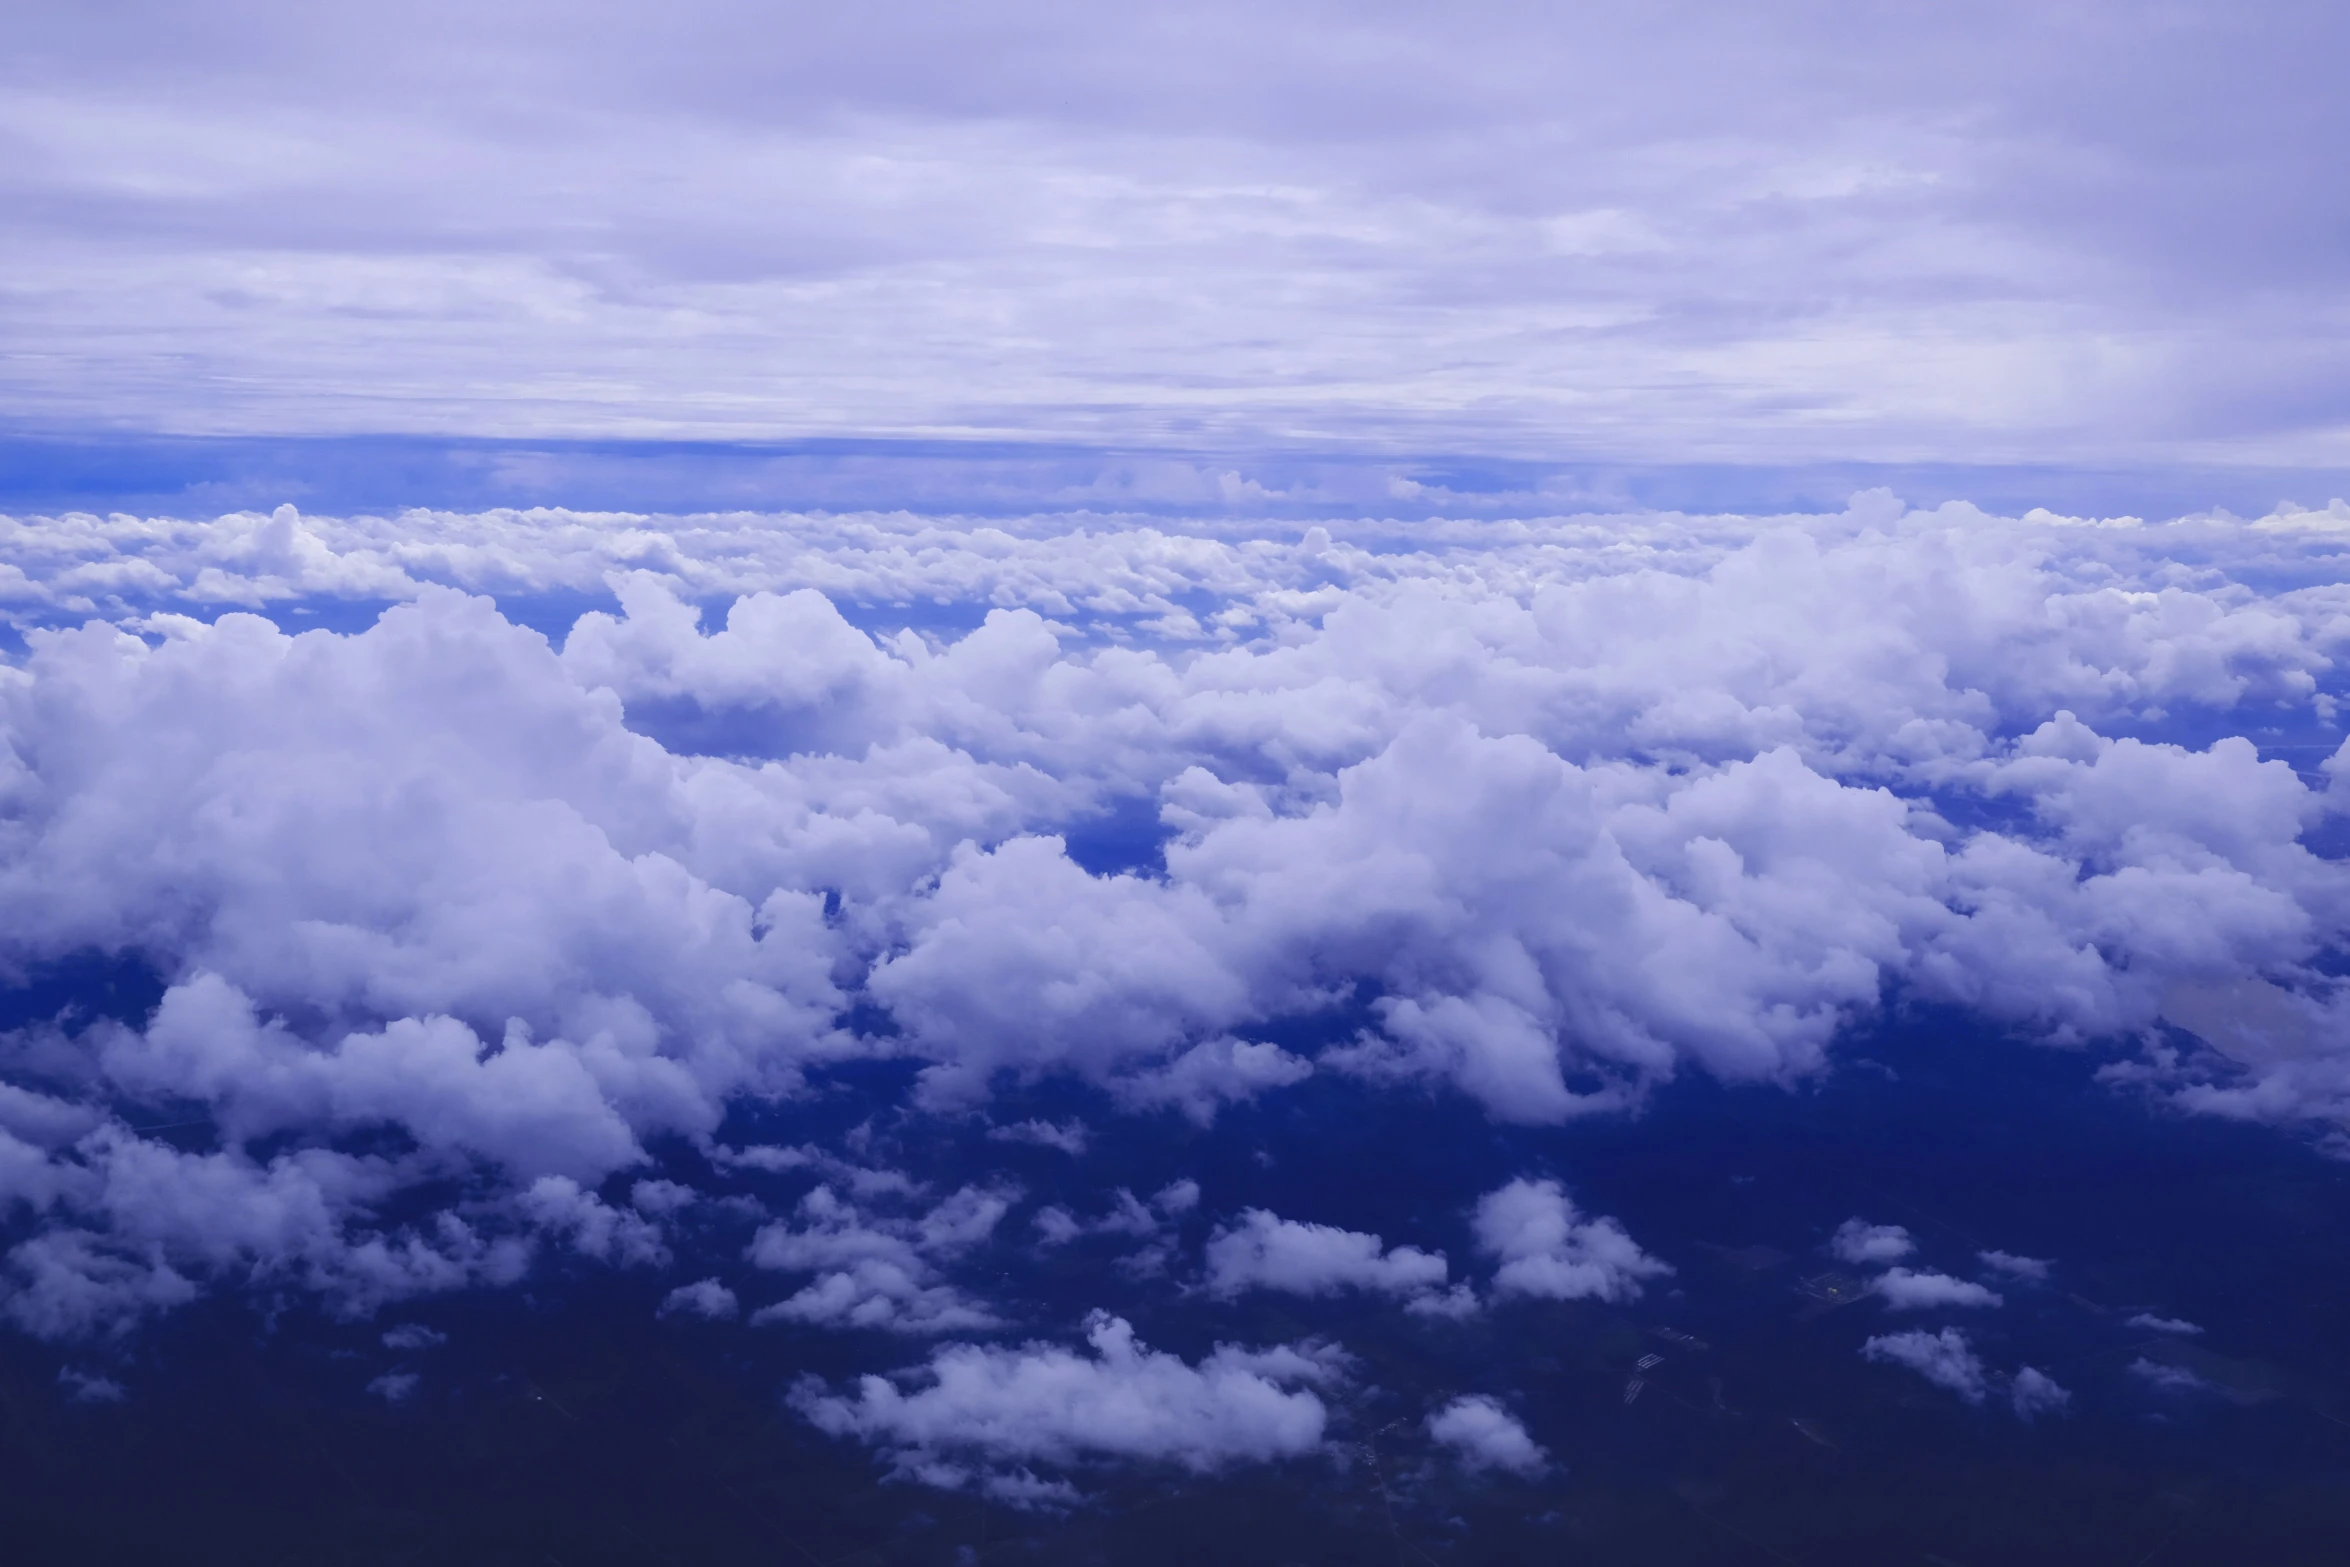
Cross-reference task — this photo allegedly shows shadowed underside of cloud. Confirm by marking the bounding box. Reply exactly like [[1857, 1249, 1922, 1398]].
[[0, 495, 2348, 1345]]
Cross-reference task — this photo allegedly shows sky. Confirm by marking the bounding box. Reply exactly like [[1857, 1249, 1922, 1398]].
[[4, 0, 2350, 492], [6, 7, 2350, 1562]]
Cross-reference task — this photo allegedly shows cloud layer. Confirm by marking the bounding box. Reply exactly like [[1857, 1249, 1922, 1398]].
[[7, 4, 2349, 467], [1, 493, 2348, 1346]]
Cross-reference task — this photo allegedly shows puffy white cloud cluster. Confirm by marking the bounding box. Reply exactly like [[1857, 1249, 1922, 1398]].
[[1203, 1208, 1472, 1317], [1829, 1220, 1915, 1266], [1863, 1328, 1990, 1403], [1473, 1179, 1671, 1304], [791, 1311, 1341, 1503], [2, 495, 2349, 1332], [1425, 1395, 1548, 1476], [745, 1182, 1011, 1334]]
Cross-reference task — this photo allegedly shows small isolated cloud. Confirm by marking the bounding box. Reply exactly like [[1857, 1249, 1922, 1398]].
[[2010, 1366, 2073, 1421], [1204, 1209, 1453, 1308], [1426, 1395, 1547, 1476], [1474, 1179, 1670, 1303], [381, 1323, 447, 1351], [367, 1371, 419, 1404], [1863, 1328, 1988, 1404], [1978, 1250, 2052, 1281], [987, 1119, 1090, 1156], [792, 1311, 1338, 1501], [660, 1278, 741, 1320], [2128, 1357, 2212, 1394], [2127, 1313, 2202, 1335], [1873, 1268, 2003, 1311], [1830, 1220, 1914, 1266], [57, 1367, 126, 1404]]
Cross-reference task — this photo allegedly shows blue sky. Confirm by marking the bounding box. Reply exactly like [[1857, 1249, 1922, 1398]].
[[4, 1, 2347, 511]]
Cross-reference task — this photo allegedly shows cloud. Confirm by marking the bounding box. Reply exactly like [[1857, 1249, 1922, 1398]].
[[1473, 1179, 1669, 1304], [2129, 1357, 2211, 1394], [746, 1183, 1009, 1334], [1977, 1250, 2051, 1281], [1426, 1395, 1547, 1476], [792, 1311, 1338, 1498], [367, 1371, 419, 1403], [986, 1118, 1089, 1156], [659, 1278, 740, 1320], [1862, 1328, 1989, 1404], [1871, 1268, 2003, 1311], [1830, 1220, 1914, 1266], [4, 498, 2350, 1338], [8, 5, 2350, 469], [2010, 1367, 2072, 1421], [2127, 1313, 2202, 1335], [57, 1366, 126, 1404], [381, 1323, 446, 1350], [1203, 1209, 1455, 1308]]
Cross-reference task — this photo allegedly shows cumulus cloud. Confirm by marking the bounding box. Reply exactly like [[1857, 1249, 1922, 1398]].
[[746, 1183, 1009, 1334], [792, 1311, 1339, 1500], [1426, 1395, 1548, 1476], [1203, 1209, 1452, 1304], [3, 497, 2350, 1338], [2010, 1367, 2073, 1421], [659, 1279, 740, 1320], [1978, 1250, 2052, 1281], [1473, 1178, 1669, 1303], [1829, 1220, 1914, 1266], [1871, 1268, 2003, 1311], [1863, 1328, 1988, 1404]]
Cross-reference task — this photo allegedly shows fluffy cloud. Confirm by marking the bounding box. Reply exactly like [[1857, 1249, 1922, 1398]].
[[1426, 1395, 1548, 1476], [2127, 1313, 2202, 1335], [792, 1311, 1339, 1499], [1863, 1328, 1989, 1404], [1830, 1220, 1914, 1266], [3, 497, 2350, 1336], [1203, 1209, 1460, 1314], [1473, 1178, 1669, 1304], [1871, 1269, 2003, 1311], [746, 1183, 1011, 1334], [2010, 1367, 2073, 1421], [659, 1279, 740, 1320], [1978, 1250, 2051, 1281]]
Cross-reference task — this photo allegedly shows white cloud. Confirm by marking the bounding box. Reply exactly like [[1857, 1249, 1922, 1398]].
[[381, 1323, 446, 1350], [2127, 1313, 2202, 1335], [5, 498, 2350, 1336], [1872, 1268, 2003, 1311], [659, 1278, 740, 1320], [1862, 1328, 1988, 1404], [746, 1183, 1008, 1334], [368, 1371, 419, 1403], [1203, 1209, 1454, 1307], [1978, 1250, 2051, 1281], [1473, 1178, 1669, 1304], [1829, 1220, 1914, 1266], [2010, 1367, 2072, 1421], [792, 1311, 1337, 1497], [1426, 1395, 1547, 1476]]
